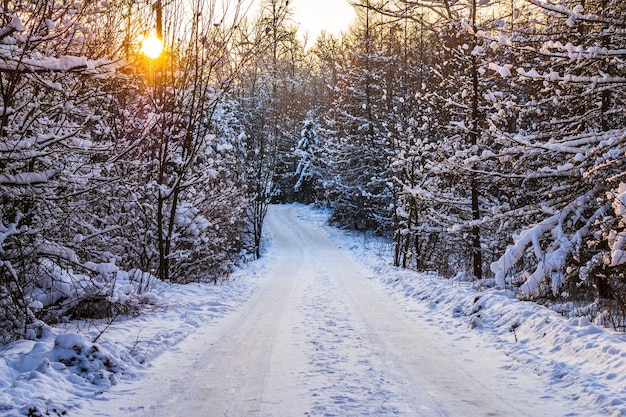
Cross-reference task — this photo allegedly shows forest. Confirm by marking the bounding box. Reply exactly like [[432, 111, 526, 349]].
[[0, 0, 625, 344]]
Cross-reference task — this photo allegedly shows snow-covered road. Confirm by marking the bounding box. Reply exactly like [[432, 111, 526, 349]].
[[78, 205, 601, 416]]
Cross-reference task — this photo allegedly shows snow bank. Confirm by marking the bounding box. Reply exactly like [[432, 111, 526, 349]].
[[0, 332, 124, 416]]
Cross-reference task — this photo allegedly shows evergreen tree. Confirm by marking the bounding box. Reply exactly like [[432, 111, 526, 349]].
[[293, 118, 323, 203], [326, 0, 394, 234]]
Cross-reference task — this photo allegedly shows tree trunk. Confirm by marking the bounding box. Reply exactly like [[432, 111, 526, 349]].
[[469, 2, 483, 279]]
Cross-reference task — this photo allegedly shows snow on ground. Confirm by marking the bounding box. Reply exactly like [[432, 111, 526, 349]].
[[0, 204, 625, 416], [298, 207, 626, 417], [0, 251, 275, 416]]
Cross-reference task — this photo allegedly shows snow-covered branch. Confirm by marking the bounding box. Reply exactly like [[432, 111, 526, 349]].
[[0, 55, 88, 73], [0, 213, 25, 247], [0, 16, 24, 41], [524, 0, 626, 28], [0, 170, 57, 185], [515, 67, 626, 86], [491, 188, 604, 296]]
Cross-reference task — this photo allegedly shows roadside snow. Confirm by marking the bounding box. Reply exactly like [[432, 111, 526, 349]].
[[0, 204, 624, 416]]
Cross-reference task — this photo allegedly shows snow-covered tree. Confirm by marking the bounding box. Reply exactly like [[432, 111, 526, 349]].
[[0, 0, 131, 341], [130, 0, 255, 282], [326, 0, 395, 234], [371, 0, 516, 277], [379, 14, 445, 270], [485, 0, 626, 325], [293, 118, 324, 203]]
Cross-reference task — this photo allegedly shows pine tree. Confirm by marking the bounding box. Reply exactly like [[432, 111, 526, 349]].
[[326, 0, 394, 234], [293, 118, 323, 203]]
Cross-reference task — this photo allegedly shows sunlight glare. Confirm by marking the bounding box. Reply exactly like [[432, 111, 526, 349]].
[[141, 31, 163, 59]]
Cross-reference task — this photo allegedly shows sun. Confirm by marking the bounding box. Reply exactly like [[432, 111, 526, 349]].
[[141, 31, 163, 59]]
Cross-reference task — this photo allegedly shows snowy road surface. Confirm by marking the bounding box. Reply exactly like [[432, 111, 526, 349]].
[[80, 205, 597, 417]]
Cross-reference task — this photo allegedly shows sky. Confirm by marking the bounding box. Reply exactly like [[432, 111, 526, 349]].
[[290, 0, 356, 39], [250, 0, 356, 42]]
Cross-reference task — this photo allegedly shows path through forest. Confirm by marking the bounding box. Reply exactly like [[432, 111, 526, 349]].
[[80, 205, 594, 417]]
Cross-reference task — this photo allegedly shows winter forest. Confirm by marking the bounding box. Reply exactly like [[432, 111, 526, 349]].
[[1, 0, 626, 345]]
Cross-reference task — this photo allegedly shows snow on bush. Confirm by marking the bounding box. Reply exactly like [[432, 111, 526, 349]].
[[0, 245, 266, 416], [490, 191, 602, 296], [0, 332, 126, 416], [26, 259, 159, 325]]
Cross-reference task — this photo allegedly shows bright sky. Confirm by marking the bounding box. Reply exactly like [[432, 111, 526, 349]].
[[250, 0, 356, 41], [290, 0, 355, 39]]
